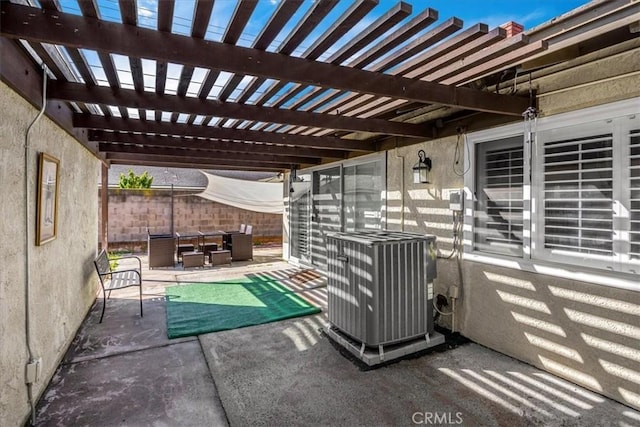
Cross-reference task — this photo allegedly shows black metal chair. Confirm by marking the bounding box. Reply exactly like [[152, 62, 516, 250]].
[[93, 250, 143, 323]]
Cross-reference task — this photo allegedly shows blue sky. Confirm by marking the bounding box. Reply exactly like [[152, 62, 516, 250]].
[[397, 1, 589, 30], [51, 0, 591, 117], [163, 0, 591, 53], [56, 0, 591, 50]]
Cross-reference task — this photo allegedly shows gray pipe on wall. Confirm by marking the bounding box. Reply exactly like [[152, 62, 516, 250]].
[[23, 65, 48, 426]]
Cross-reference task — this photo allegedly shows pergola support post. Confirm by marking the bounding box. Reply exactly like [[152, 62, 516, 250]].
[[101, 164, 109, 252]]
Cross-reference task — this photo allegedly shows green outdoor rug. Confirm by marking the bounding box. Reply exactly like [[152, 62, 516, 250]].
[[166, 277, 321, 339]]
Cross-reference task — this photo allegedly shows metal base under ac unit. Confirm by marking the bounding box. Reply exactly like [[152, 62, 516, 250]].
[[324, 324, 445, 366]]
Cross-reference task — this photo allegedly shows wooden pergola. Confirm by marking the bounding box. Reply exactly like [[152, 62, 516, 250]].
[[1, 0, 637, 171]]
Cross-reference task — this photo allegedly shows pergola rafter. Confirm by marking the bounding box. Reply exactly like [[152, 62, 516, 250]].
[[75, 115, 376, 152], [100, 143, 321, 166], [48, 81, 433, 138], [90, 130, 348, 159], [10, 0, 621, 172], [0, 3, 530, 116], [106, 152, 292, 171]]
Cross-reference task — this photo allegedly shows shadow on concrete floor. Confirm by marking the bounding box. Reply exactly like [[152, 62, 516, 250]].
[[202, 315, 637, 427], [35, 247, 638, 426]]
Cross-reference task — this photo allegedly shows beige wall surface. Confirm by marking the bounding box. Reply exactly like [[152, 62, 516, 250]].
[[100, 188, 283, 244], [459, 262, 640, 411], [386, 137, 463, 333], [382, 44, 640, 410], [0, 82, 100, 426]]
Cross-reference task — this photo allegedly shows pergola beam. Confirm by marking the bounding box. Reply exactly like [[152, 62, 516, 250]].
[[74, 115, 377, 152], [108, 158, 285, 172], [250, 0, 381, 108], [99, 143, 320, 165], [234, 0, 338, 105], [0, 38, 94, 155], [90, 130, 347, 159], [327, 1, 413, 65], [106, 152, 293, 170], [1, 3, 531, 116], [48, 81, 432, 138]]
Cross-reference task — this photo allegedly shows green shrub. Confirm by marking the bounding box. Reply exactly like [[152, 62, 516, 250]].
[[107, 250, 131, 270], [118, 169, 154, 189], [107, 252, 119, 270]]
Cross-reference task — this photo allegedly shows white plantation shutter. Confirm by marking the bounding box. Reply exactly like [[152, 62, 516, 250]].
[[543, 134, 614, 256], [291, 189, 310, 260], [475, 137, 524, 256], [630, 129, 640, 260], [468, 100, 640, 284]]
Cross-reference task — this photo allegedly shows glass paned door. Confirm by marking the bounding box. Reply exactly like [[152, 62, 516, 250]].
[[343, 162, 384, 231], [312, 167, 342, 269]]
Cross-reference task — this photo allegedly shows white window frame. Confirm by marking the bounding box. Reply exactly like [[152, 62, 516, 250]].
[[473, 136, 525, 257], [464, 98, 640, 291]]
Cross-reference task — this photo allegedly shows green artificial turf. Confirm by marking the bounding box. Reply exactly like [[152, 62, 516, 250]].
[[166, 277, 321, 339]]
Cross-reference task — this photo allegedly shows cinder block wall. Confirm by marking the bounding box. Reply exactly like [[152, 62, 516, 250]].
[[99, 188, 283, 244]]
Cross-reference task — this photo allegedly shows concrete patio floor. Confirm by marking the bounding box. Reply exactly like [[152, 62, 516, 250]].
[[35, 246, 639, 426]]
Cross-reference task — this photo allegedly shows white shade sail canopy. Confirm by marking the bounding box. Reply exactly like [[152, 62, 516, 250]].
[[197, 171, 283, 214]]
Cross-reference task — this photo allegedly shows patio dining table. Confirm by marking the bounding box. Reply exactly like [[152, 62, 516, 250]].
[[198, 230, 228, 252], [175, 232, 200, 262]]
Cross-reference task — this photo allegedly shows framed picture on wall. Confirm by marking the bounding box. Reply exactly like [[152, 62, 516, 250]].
[[37, 152, 60, 246]]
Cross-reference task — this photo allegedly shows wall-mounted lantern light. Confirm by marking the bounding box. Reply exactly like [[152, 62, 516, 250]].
[[412, 149, 432, 184]]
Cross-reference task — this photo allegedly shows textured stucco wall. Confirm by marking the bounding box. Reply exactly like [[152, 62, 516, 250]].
[[535, 44, 640, 117], [0, 82, 100, 426], [383, 49, 640, 410], [458, 262, 640, 410], [386, 137, 463, 332], [99, 188, 282, 244]]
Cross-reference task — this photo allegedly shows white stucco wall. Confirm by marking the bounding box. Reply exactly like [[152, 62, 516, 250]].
[[0, 81, 100, 426], [386, 137, 464, 332]]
